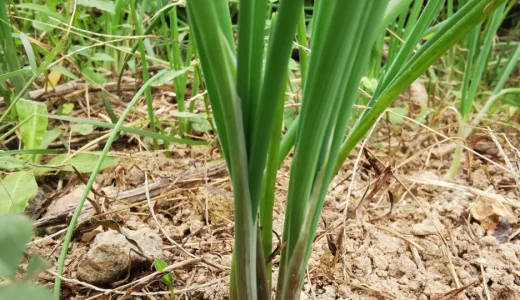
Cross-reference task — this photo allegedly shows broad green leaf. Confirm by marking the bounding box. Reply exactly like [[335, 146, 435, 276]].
[[0, 157, 28, 171], [57, 103, 74, 115], [81, 66, 106, 84], [16, 99, 48, 163], [0, 214, 33, 277], [44, 153, 119, 173], [40, 128, 62, 150], [361, 77, 378, 93], [0, 282, 53, 300], [415, 107, 434, 125], [127, 59, 136, 72], [51, 65, 79, 80], [388, 106, 409, 124], [77, 0, 115, 14], [0, 149, 65, 157], [71, 124, 94, 135], [150, 67, 192, 87], [0, 172, 38, 213], [288, 59, 299, 70], [502, 94, 520, 108], [25, 255, 49, 279], [68, 45, 91, 57], [189, 117, 212, 133], [44, 114, 209, 146], [153, 258, 173, 286], [32, 13, 54, 33]]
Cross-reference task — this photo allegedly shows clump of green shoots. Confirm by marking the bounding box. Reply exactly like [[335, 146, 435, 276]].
[[185, 0, 507, 298], [25, 0, 507, 299], [448, 2, 508, 178]]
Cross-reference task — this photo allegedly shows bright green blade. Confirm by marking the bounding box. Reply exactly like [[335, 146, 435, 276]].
[[334, 0, 508, 174], [276, 1, 387, 298], [236, 0, 267, 150], [186, 2, 261, 299], [247, 0, 304, 219]]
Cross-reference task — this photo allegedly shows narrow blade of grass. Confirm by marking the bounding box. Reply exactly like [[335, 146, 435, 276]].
[[53, 69, 170, 299]]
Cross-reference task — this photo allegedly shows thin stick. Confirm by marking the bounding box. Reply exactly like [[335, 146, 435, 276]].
[[401, 175, 520, 208], [488, 127, 520, 187], [47, 258, 210, 298]]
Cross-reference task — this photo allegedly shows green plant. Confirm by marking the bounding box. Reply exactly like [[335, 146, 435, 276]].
[[447, 3, 507, 178], [0, 214, 53, 300], [154, 258, 176, 300], [1, 1, 212, 215], [468, 43, 520, 134], [53, 69, 173, 298], [7, 0, 501, 298], [184, 0, 507, 298]]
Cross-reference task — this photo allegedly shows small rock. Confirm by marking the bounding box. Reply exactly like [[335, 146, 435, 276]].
[[374, 232, 403, 254], [423, 280, 451, 296], [77, 227, 162, 284], [411, 219, 441, 236], [221, 255, 232, 267], [189, 217, 204, 234], [389, 254, 417, 277], [196, 274, 207, 284], [125, 215, 141, 230], [480, 235, 498, 246], [353, 256, 372, 275], [368, 248, 388, 270], [398, 276, 410, 285], [323, 285, 336, 297], [458, 268, 471, 280]]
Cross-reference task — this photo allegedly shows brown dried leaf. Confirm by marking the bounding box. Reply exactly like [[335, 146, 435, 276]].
[[470, 198, 517, 233]]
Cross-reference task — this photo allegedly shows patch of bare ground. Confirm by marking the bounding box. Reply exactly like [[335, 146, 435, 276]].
[[27, 80, 520, 299]]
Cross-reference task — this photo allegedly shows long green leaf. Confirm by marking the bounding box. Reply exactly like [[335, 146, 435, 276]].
[[334, 0, 508, 174], [0, 3, 26, 98], [42, 115, 208, 146], [130, 0, 157, 149], [236, 0, 267, 150], [186, 2, 261, 299], [277, 1, 386, 297], [248, 0, 304, 221], [0, 68, 31, 84], [469, 43, 520, 136], [461, 4, 505, 120], [362, 0, 445, 123], [54, 69, 170, 298]]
